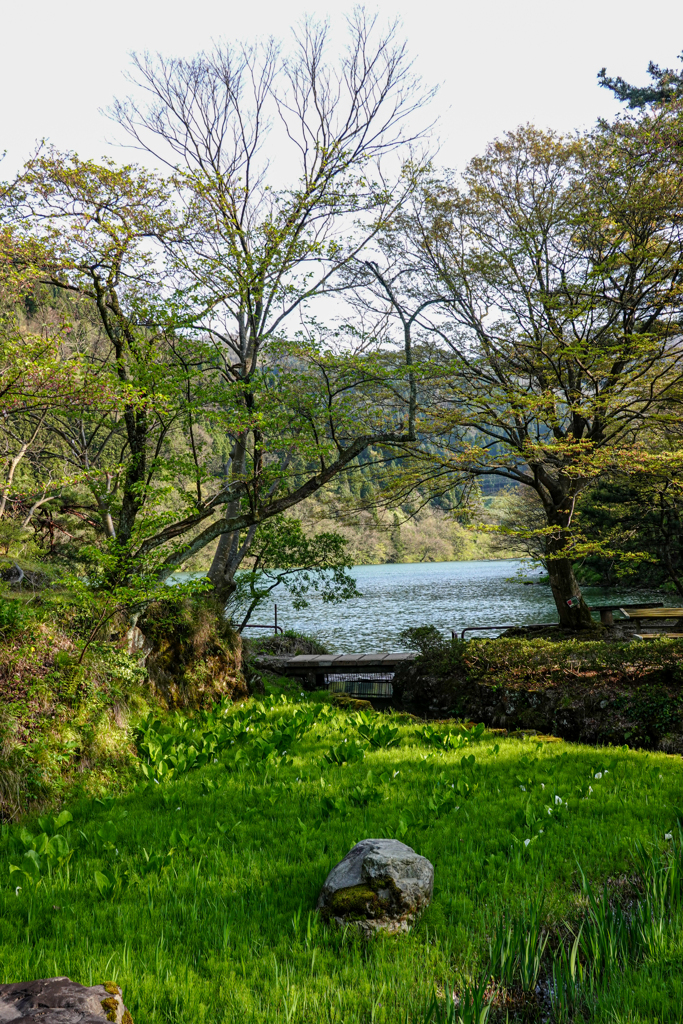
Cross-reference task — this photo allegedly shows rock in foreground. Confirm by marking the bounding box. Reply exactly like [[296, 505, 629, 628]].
[[0, 977, 133, 1023], [317, 838, 433, 935]]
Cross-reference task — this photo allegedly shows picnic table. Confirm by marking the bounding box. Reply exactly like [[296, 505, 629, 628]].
[[619, 606, 683, 638], [588, 602, 663, 626]]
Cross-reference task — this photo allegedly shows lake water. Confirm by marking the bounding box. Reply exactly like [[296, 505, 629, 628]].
[[249, 559, 669, 653]]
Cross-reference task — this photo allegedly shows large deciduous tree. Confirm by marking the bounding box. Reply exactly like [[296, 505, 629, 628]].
[[3, 14, 429, 606], [109, 11, 430, 599], [389, 113, 683, 628]]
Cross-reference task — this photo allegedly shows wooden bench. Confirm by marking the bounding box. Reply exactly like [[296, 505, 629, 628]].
[[620, 607, 683, 633], [633, 633, 683, 640]]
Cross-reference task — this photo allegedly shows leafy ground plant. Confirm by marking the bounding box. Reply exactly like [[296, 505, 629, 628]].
[[0, 699, 682, 1022]]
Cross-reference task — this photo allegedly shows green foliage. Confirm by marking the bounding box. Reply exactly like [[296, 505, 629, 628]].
[[575, 473, 683, 590], [599, 53, 683, 108], [353, 711, 400, 749], [399, 624, 448, 657], [1, 701, 683, 1020], [231, 515, 360, 631], [0, 596, 24, 638]]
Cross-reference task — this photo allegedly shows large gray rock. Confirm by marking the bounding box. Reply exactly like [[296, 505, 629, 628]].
[[317, 838, 434, 935], [0, 978, 132, 1024]]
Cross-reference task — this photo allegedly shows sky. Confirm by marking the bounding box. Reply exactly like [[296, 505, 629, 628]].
[[2, 0, 683, 180]]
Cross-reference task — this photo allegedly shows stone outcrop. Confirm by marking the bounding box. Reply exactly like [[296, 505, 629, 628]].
[[317, 838, 433, 935], [0, 978, 133, 1023]]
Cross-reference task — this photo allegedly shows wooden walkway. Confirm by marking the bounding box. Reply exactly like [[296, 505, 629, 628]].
[[285, 652, 415, 689]]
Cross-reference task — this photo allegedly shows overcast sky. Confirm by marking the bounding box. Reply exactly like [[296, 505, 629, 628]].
[[2, 0, 682, 177]]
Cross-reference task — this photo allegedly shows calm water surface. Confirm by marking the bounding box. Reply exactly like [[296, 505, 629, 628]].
[[252, 559, 668, 652]]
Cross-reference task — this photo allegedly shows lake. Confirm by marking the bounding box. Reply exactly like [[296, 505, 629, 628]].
[[249, 559, 668, 652]]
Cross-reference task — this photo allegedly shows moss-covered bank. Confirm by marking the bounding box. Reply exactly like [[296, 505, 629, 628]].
[[0, 591, 247, 819], [394, 635, 683, 750]]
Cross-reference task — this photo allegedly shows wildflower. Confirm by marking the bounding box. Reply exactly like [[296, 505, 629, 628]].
[[594, 772, 602, 779], [524, 838, 531, 847], [588, 786, 593, 795], [547, 807, 553, 816], [176, 807, 181, 811], [541, 783, 545, 789], [393, 770, 400, 778], [665, 833, 673, 841], [520, 786, 526, 792], [555, 795, 562, 805], [538, 829, 544, 834], [15, 887, 21, 897]]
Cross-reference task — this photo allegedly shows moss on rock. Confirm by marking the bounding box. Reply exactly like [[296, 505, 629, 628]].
[[100, 996, 118, 1022]]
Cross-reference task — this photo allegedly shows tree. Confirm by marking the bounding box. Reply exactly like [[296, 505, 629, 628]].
[[109, 11, 431, 600], [229, 514, 359, 631], [8, 147, 420, 603], [599, 52, 683, 108], [573, 439, 683, 594], [390, 116, 683, 628]]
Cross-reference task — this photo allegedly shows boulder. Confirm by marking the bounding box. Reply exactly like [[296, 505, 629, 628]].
[[317, 838, 433, 935], [0, 978, 133, 1024]]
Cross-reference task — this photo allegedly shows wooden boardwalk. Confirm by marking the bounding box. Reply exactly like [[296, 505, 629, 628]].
[[285, 652, 415, 690]]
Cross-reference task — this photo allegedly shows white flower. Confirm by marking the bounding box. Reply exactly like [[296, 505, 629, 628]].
[[520, 786, 526, 792], [393, 770, 400, 778], [176, 807, 181, 811], [659, 774, 663, 779], [15, 886, 21, 896], [604, 770, 609, 774], [301, 693, 305, 697], [547, 807, 553, 816], [594, 772, 602, 780], [524, 838, 531, 847], [538, 829, 544, 834], [555, 795, 562, 805], [588, 786, 593, 794], [541, 783, 545, 789], [665, 833, 673, 841]]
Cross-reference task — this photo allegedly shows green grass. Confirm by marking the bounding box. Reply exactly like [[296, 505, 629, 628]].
[[1, 695, 682, 1023]]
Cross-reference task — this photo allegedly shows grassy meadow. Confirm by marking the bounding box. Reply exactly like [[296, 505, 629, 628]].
[[1, 692, 682, 1023]]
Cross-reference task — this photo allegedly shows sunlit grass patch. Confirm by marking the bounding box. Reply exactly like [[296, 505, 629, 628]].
[[0, 697, 682, 1021]]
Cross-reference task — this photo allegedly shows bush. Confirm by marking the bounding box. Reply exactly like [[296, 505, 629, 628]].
[[246, 630, 328, 657]]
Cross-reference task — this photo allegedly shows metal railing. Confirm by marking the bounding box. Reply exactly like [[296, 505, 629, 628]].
[[240, 604, 283, 635], [453, 623, 558, 640], [328, 677, 394, 698]]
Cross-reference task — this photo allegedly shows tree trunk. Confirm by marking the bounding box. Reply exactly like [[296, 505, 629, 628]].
[[545, 514, 593, 630], [208, 435, 254, 603]]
